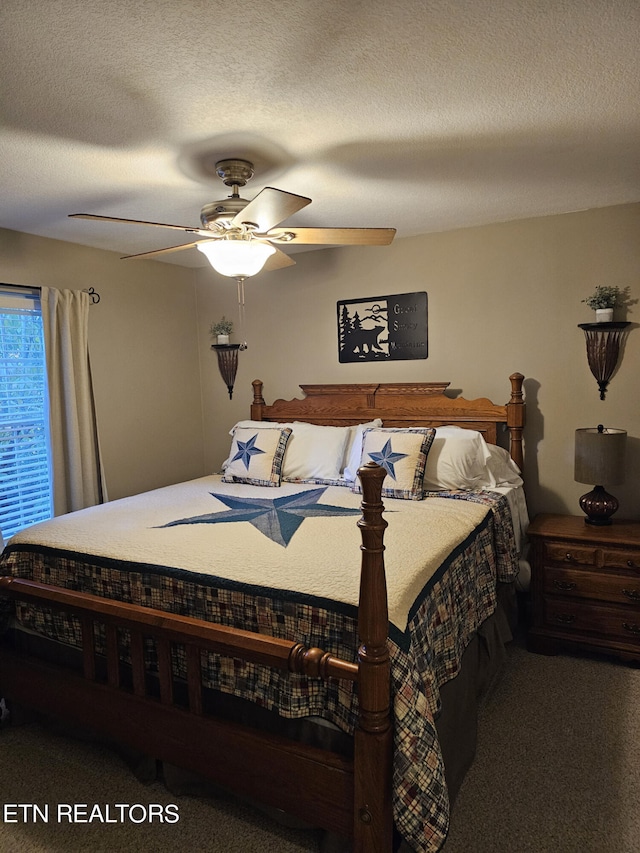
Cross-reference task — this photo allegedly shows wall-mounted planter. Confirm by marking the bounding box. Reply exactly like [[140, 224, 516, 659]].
[[212, 343, 245, 399], [578, 322, 631, 400]]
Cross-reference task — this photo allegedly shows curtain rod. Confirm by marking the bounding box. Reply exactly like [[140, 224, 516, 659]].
[[0, 283, 100, 304]]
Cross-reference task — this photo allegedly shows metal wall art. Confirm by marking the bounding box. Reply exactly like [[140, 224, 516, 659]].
[[337, 291, 428, 363]]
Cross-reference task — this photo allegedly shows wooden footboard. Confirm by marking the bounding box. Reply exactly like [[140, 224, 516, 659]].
[[0, 463, 392, 852]]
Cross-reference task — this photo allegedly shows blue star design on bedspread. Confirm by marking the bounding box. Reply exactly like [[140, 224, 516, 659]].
[[231, 433, 265, 469], [158, 488, 361, 547], [367, 438, 408, 480]]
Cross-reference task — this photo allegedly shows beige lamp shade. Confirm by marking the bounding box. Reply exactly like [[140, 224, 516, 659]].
[[574, 426, 626, 486]]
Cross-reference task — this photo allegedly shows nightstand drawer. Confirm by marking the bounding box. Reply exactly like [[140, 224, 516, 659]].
[[544, 567, 640, 606], [544, 542, 597, 567], [544, 598, 640, 643], [602, 549, 640, 572]]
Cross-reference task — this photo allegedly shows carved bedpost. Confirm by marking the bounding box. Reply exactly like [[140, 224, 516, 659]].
[[250, 379, 266, 420], [354, 462, 393, 853], [506, 372, 525, 471]]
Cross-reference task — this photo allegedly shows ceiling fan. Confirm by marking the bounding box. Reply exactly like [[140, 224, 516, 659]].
[[70, 158, 396, 280]]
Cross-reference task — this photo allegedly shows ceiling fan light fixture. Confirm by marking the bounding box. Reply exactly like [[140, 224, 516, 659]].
[[197, 239, 276, 278]]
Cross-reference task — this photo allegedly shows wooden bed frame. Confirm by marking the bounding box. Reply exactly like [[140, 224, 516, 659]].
[[251, 374, 525, 470], [0, 374, 524, 853]]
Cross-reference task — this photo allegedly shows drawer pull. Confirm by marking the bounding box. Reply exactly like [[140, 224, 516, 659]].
[[564, 553, 573, 562], [622, 589, 640, 602], [628, 560, 638, 570], [554, 613, 575, 625], [553, 580, 577, 592], [623, 622, 640, 635]]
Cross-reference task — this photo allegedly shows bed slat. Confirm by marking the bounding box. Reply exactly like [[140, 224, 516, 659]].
[[156, 637, 174, 705], [186, 643, 203, 715], [81, 616, 95, 681], [130, 630, 146, 697], [105, 623, 120, 688]]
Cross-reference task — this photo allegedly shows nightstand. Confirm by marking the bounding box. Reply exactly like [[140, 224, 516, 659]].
[[527, 514, 640, 662]]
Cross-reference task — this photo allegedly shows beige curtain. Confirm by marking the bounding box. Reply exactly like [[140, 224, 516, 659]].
[[40, 287, 107, 515]]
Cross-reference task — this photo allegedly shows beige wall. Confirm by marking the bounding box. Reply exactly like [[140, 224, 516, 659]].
[[0, 228, 205, 501], [195, 203, 640, 521]]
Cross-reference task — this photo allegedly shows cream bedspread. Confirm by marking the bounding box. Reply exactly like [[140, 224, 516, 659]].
[[9, 475, 489, 633]]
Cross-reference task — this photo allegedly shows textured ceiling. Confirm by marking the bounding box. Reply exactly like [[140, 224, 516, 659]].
[[1, 0, 639, 267]]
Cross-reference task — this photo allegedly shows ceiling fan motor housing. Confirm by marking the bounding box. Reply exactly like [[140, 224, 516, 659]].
[[200, 158, 255, 228], [214, 158, 254, 187], [200, 197, 250, 229]]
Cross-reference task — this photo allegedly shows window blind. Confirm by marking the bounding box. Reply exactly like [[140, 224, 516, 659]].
[[0, 293, 52, 539]]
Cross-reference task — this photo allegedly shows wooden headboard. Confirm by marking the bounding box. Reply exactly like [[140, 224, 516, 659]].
[[250, 373, 525, 471]]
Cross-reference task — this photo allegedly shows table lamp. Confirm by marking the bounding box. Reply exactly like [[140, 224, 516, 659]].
[[574, 425, 626, 525]]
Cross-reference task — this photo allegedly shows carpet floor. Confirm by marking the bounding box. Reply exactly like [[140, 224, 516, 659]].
[[443, 639, 640, 853]]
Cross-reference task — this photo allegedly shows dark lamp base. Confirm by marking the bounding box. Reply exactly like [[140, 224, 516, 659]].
[[579, 485, 619, 525]]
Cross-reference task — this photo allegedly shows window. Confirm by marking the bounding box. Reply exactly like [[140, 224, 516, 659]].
[[0, 288, 53, 539]]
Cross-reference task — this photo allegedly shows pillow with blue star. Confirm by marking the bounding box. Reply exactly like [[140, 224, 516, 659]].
[[222, 427, 293, 487], [352, 427, 436, 500]]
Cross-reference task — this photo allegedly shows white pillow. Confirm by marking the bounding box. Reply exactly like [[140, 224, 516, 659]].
[[423, 426, 493, 491], [342, 419, 383, 481], [224, 420, 350, 482], [284, 422, 350, 481], [481, 444, 523, 488], [227, 419, 279, 436]]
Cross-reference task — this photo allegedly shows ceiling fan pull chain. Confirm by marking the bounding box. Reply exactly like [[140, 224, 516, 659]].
[[236, 277, 248, 349]]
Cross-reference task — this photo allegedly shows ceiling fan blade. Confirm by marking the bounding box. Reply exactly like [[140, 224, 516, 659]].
[[232, 188, 311, 232], [267, 227, 396, 246], [262, 246, 296, 271], [120, 240, 209, 260], [70, 213, 210, 237]]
